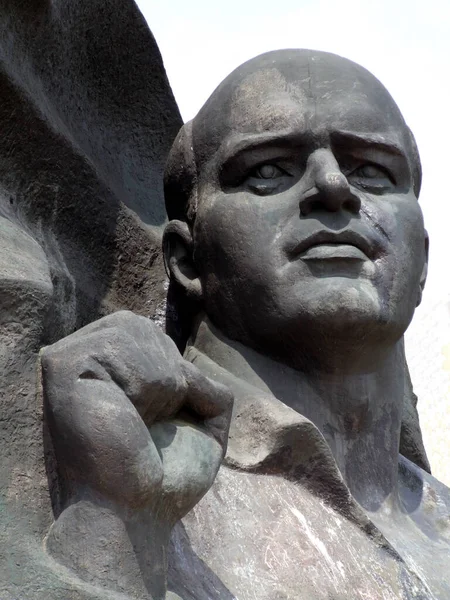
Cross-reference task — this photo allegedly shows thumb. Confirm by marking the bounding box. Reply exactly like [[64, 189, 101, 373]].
[[181, 361, 234, 453]]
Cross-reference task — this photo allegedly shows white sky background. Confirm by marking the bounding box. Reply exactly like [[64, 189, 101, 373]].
[[137, 0, 450, 482]]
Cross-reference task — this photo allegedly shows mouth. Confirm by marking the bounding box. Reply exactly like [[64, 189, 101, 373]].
[[291, 230, 375, 262], [300, 243, 368, 261]]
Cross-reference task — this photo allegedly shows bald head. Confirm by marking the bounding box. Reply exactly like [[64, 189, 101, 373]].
[[165, 49, 421, 222]]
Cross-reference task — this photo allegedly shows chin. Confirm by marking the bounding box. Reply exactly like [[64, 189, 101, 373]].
[[275, 279, 407, 345]]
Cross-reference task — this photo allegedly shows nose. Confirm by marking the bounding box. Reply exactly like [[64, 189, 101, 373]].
[[299, 149, 361, 216]]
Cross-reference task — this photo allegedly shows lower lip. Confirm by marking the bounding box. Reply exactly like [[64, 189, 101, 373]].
[[299, 244, 368, 261]]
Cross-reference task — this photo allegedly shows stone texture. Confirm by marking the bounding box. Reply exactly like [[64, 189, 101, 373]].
[[0, 2, 182, 598]]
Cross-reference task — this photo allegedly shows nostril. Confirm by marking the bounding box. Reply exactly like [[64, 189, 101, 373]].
[[343, 196, 361, 215], [300, 198, 324, 216], [300, 191, 361, 216]]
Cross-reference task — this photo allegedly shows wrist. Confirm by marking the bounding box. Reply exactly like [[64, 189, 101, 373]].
[[46, 489, 172, 600]]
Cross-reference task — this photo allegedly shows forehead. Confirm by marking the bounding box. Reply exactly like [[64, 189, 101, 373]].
[[193, 51, 408, 163]]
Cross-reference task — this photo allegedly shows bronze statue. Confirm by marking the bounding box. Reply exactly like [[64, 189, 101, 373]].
[[0, 3, 448, 599], [162, 49, 449, 599]]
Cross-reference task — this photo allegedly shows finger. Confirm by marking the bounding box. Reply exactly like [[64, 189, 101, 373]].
[[42, 318, 189, 424], [42, 356, 164, 507], [44, 310, 144, 345], [181, 361, 234, 453]]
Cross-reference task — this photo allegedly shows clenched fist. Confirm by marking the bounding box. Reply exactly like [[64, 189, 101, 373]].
[[41, 310, 233, 523]]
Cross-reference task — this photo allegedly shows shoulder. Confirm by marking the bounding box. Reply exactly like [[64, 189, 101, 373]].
[[399, 454, 450, 536]]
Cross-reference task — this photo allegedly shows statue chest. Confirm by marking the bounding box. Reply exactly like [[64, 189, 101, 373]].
[[168, 466, 447, 600]]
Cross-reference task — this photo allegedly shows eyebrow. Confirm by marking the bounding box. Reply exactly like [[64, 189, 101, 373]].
[[218, 128, 408, 165], [330, 130, 407, 158], [218, 131, 310, 165]]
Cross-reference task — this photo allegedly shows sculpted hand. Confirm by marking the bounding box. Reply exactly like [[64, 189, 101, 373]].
[[41, 310, 233, 522]]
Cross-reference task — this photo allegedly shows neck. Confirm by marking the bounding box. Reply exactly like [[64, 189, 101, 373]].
[[190, 316, 405, 513]]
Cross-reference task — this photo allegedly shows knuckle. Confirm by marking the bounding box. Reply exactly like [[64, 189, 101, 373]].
[[99, 310, 141, 334], [111, 309, 136, 321], [40, 343, 65, 370], [108, 311, 159, 340], [210, 380, 234, 413]]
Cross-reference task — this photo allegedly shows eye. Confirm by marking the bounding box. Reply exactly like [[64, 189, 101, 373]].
[[244, 163, 292, 196], [355, 164, 389, 179], [347, 163, 395, 191], [252, 164, 285, 179]]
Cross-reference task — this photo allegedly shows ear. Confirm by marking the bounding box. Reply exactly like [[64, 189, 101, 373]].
[[416, 230, 429, 307], [163, 220, 202, 300]]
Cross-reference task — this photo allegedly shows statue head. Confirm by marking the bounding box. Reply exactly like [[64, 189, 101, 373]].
[[163, 49, 427, 373]]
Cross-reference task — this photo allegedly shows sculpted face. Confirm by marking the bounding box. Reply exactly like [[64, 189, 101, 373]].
[[166, 50, 427, 370]]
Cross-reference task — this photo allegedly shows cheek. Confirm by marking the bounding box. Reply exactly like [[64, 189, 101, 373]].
[[369, 196, 425, 308], [193, 193, 290, 337], [194, 193, 287, 276], [391, 201, 425, 278], [364, 193, 424, 259]]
